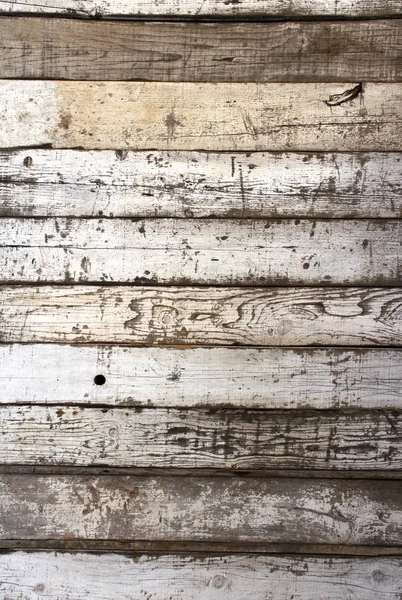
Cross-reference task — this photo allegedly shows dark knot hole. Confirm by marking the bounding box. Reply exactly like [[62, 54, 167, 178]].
[[94, 374, 106, 386]]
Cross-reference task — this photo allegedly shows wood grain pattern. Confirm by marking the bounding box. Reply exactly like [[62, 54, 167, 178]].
[[1, 218, 400, 285], [2, 552, 402, 600], [2, 18, 402, 83], [1, 475, 402, 546], [2, 286, 401, 346], [1, 0, 401, 18], [3, 345, 401, 409], [2, 81, 402, 151], [2, 150, 402, 218], [2, 405, 401, 470]]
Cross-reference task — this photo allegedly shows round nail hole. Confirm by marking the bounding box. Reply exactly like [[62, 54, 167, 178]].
[[94, 374, 106, 386]]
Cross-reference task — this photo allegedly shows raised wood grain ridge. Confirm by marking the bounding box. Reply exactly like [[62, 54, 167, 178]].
[[3, 345, 401, 409], [1, 475, 402, 546], [1, 218, 400, 285], [2, 81, 402, 151], [2, 150, 402, 218], [2, 405, 401, 470], [1, 0, 401, 18], [2, 552, 402, 600], [2, 286, 401, 346], [2, 18, 402, 83]]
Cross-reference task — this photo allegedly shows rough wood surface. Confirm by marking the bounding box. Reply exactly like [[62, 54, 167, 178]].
[[2, 405, 402, 470], [2, 150, 402, 218], [1, 0, 401, 18], [2, 81, 402, 151], [1, 218, 400, 285], [1, 475, 402, 546], [3, 345, 401, 409], [2, 552, 402, 600], [2, 18, 402, 83], [2, 286, 401, 346]]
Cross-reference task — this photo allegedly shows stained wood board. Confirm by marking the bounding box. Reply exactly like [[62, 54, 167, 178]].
[[3, 345, 401, 409], [1, 218, 400, 285], [2, 81, 402, 151], [1, 552, 402, 600], [1, 0, 401, 18], [1, 475, 402, 546], [2, 405, 401, 470], [2, 18, 402, 82], [2, 150, 402, 218], [1, 286, 401, 346]]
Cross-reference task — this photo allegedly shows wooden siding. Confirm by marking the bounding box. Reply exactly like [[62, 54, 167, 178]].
[[1, 0, 402, 18], [2, 81, 402, 151], [1, 218, 400, 285], [2, 475, 402, 547], [2, 18, 402, 83], [2, 405, 402, 470], [1, 150, 401, 219], [1, 286, 401, 346], [1, 552, 402, 600], [2, 345, 401, 409], [1, 0, 401, 592]]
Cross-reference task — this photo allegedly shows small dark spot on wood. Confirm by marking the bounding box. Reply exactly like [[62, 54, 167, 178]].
[[59, 112, 72, 130], [116, 150, 128, 161], [81, 256, 91, 273], [160, 53, 183, 62], [164, 110, 181, 138], [372, 570, 385, 584], [303, 262, 310, 269], [167, 367, 182, 382], [214, 56, 236, 62], [23, 156, 33, 167], [94, 374, 106, 386]]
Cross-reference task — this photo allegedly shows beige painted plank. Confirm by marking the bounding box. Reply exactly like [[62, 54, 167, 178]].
[[1, 81, 402, 151], [1, 475, 401, 546], [1, 286, 401, 346], [2, 150, 402, 218], [1, 218, 400, 285], [3, 345, 401, 409], [2, 18, 402, 82], [1, 552, 402, 600], [2, 405, 401, 469], [1, 0, 401, 18]]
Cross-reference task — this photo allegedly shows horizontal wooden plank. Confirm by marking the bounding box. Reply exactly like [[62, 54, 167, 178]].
[[1, 218, 400, 285], [2, 286, 401, 346], [2, 405, 401, 470], [1, 475, 401, 546], [1, 0, 402, 18], [2, 150, 402, 218], [2, 552, 402, 600], [2, 18, 402, 83], [2, 81, 402, 151], [3, 345, 401, 409]]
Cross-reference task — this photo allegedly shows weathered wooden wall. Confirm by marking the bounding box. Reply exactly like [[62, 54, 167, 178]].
[[0, 1, 401, 598]]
